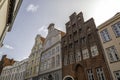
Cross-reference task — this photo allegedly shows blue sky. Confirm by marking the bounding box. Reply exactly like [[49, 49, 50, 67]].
[[0, 0, 120, 61]]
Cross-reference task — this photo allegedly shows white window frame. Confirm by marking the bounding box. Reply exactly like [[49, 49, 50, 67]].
[[114, 70, 120, 80], [96, 68, 106, 80], [64, 55, 68, 66], [82, 49, 89, 59], [69, 53, 74, 64], [100, 29, 111, 42], [87, 69, 94, 80], [106, 46, 120, 63], [91, 45, 99, 57], [75, 51, 81, 62], [56, 55, 60, 66], [112, 21, 120, 37]]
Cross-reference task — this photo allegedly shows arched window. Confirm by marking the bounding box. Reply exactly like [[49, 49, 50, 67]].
[[63, 75, 74, 80]]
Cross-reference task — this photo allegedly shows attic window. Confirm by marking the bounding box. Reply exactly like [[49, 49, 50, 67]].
[[78, 16, 81, 20], [87, 27, 91, 32], [68, 24, 70, 27]]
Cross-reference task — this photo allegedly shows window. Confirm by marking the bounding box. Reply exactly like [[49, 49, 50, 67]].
[[114, 71, 120, 80], [52, 57, 55, 67], [74, 40, 78, 47], [79, 28, 82, 34], [64, 55, 68, 66], [106, 46, 119, 62], [70, 53, 74, 64], [75, 51, 81, 62], [56, 55, 60, 66], [46, 61, 49, 69], [100, 29, 111, 42], [82, 37, 86, 44], [88, 34, 93, 42], [52, 49, 55, 54], [112, 21, 120, 37], [56, 46, 60, 53], [48, 59, 52, 69], [55, 73, 59, 80], [78, 16, 81, 20], [87, 27, 91, 32], [91, 45, 99, 57], [69, 35, 72, 39], [69, 43, 73, 48], [82, 49, 89, 59], [44, 62, 47, 70], [73, 31, 77, 36], [96, 68, 106, 80], [47, 60, 50, 69], [87, 69, 94, 80]]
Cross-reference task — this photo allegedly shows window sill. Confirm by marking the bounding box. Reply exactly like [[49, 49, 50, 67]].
[[103, 39, 112, 43], [116, 35, 120, 38], [110, 60, 120, 64]]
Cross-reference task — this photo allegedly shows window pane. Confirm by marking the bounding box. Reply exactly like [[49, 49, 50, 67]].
[[82, 49, 89, 59], [100, 29, 111, 42], [106, 46, 119, 62], [87, 69, 94, 80], [112, 22, 120, 37], [91, 45, 99, 57], [114, 71, 120, 80], [96, 68, 106, 80]]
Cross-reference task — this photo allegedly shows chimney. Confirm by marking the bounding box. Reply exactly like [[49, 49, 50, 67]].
[[48, 23, 55, 33]]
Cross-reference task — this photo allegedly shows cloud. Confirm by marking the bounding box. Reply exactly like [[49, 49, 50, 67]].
[[26, 4, 39, 12], [38, 25, 48, 37], [4, 44, 14, 50], [0, 52, 3, 55]]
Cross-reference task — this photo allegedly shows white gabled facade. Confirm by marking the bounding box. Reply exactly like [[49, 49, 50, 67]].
[[38, 23, 65, 80], [0, 58, 28, 80]]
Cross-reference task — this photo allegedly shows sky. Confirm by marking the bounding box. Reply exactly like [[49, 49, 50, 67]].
[[0, 0, 120, 61]]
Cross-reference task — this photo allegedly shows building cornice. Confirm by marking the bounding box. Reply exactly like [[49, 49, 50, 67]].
[[97, 13, 120, 30], [7, 0, 23, 31]]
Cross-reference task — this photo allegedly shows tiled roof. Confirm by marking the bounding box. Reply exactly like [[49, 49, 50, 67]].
[[60, 31, 66, 37], [56, 29, 66, 37], [40, 36, 45, 43]]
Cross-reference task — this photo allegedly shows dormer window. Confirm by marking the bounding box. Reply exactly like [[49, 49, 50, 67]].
[[78, 16, 81, 20], [87, 27, 91, 32]]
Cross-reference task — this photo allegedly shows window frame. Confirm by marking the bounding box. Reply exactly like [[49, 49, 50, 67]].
[[100, 29, 111, 42], [82, 48, 89, 59], [114, 70, 120, 80], [87, 69, 94, 80], [112, 21, 120, 37], [96, 67, 106, 80], [91, 45, 99, 57], [106, 46, 120, 63]]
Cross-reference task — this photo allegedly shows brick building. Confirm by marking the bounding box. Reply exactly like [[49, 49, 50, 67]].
[[0, 55, 15, 75], [62, 12, 112, 80]]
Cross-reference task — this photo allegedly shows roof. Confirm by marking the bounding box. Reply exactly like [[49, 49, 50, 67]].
[[60, 31, 66, 37], [56, 29, 66, 37], [40, 36, 45, 43], [8, 0, 23, 31]]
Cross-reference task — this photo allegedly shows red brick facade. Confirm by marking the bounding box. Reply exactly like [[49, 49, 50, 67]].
[[0, 55, 15, 75], [62, 12, 112, 80]]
